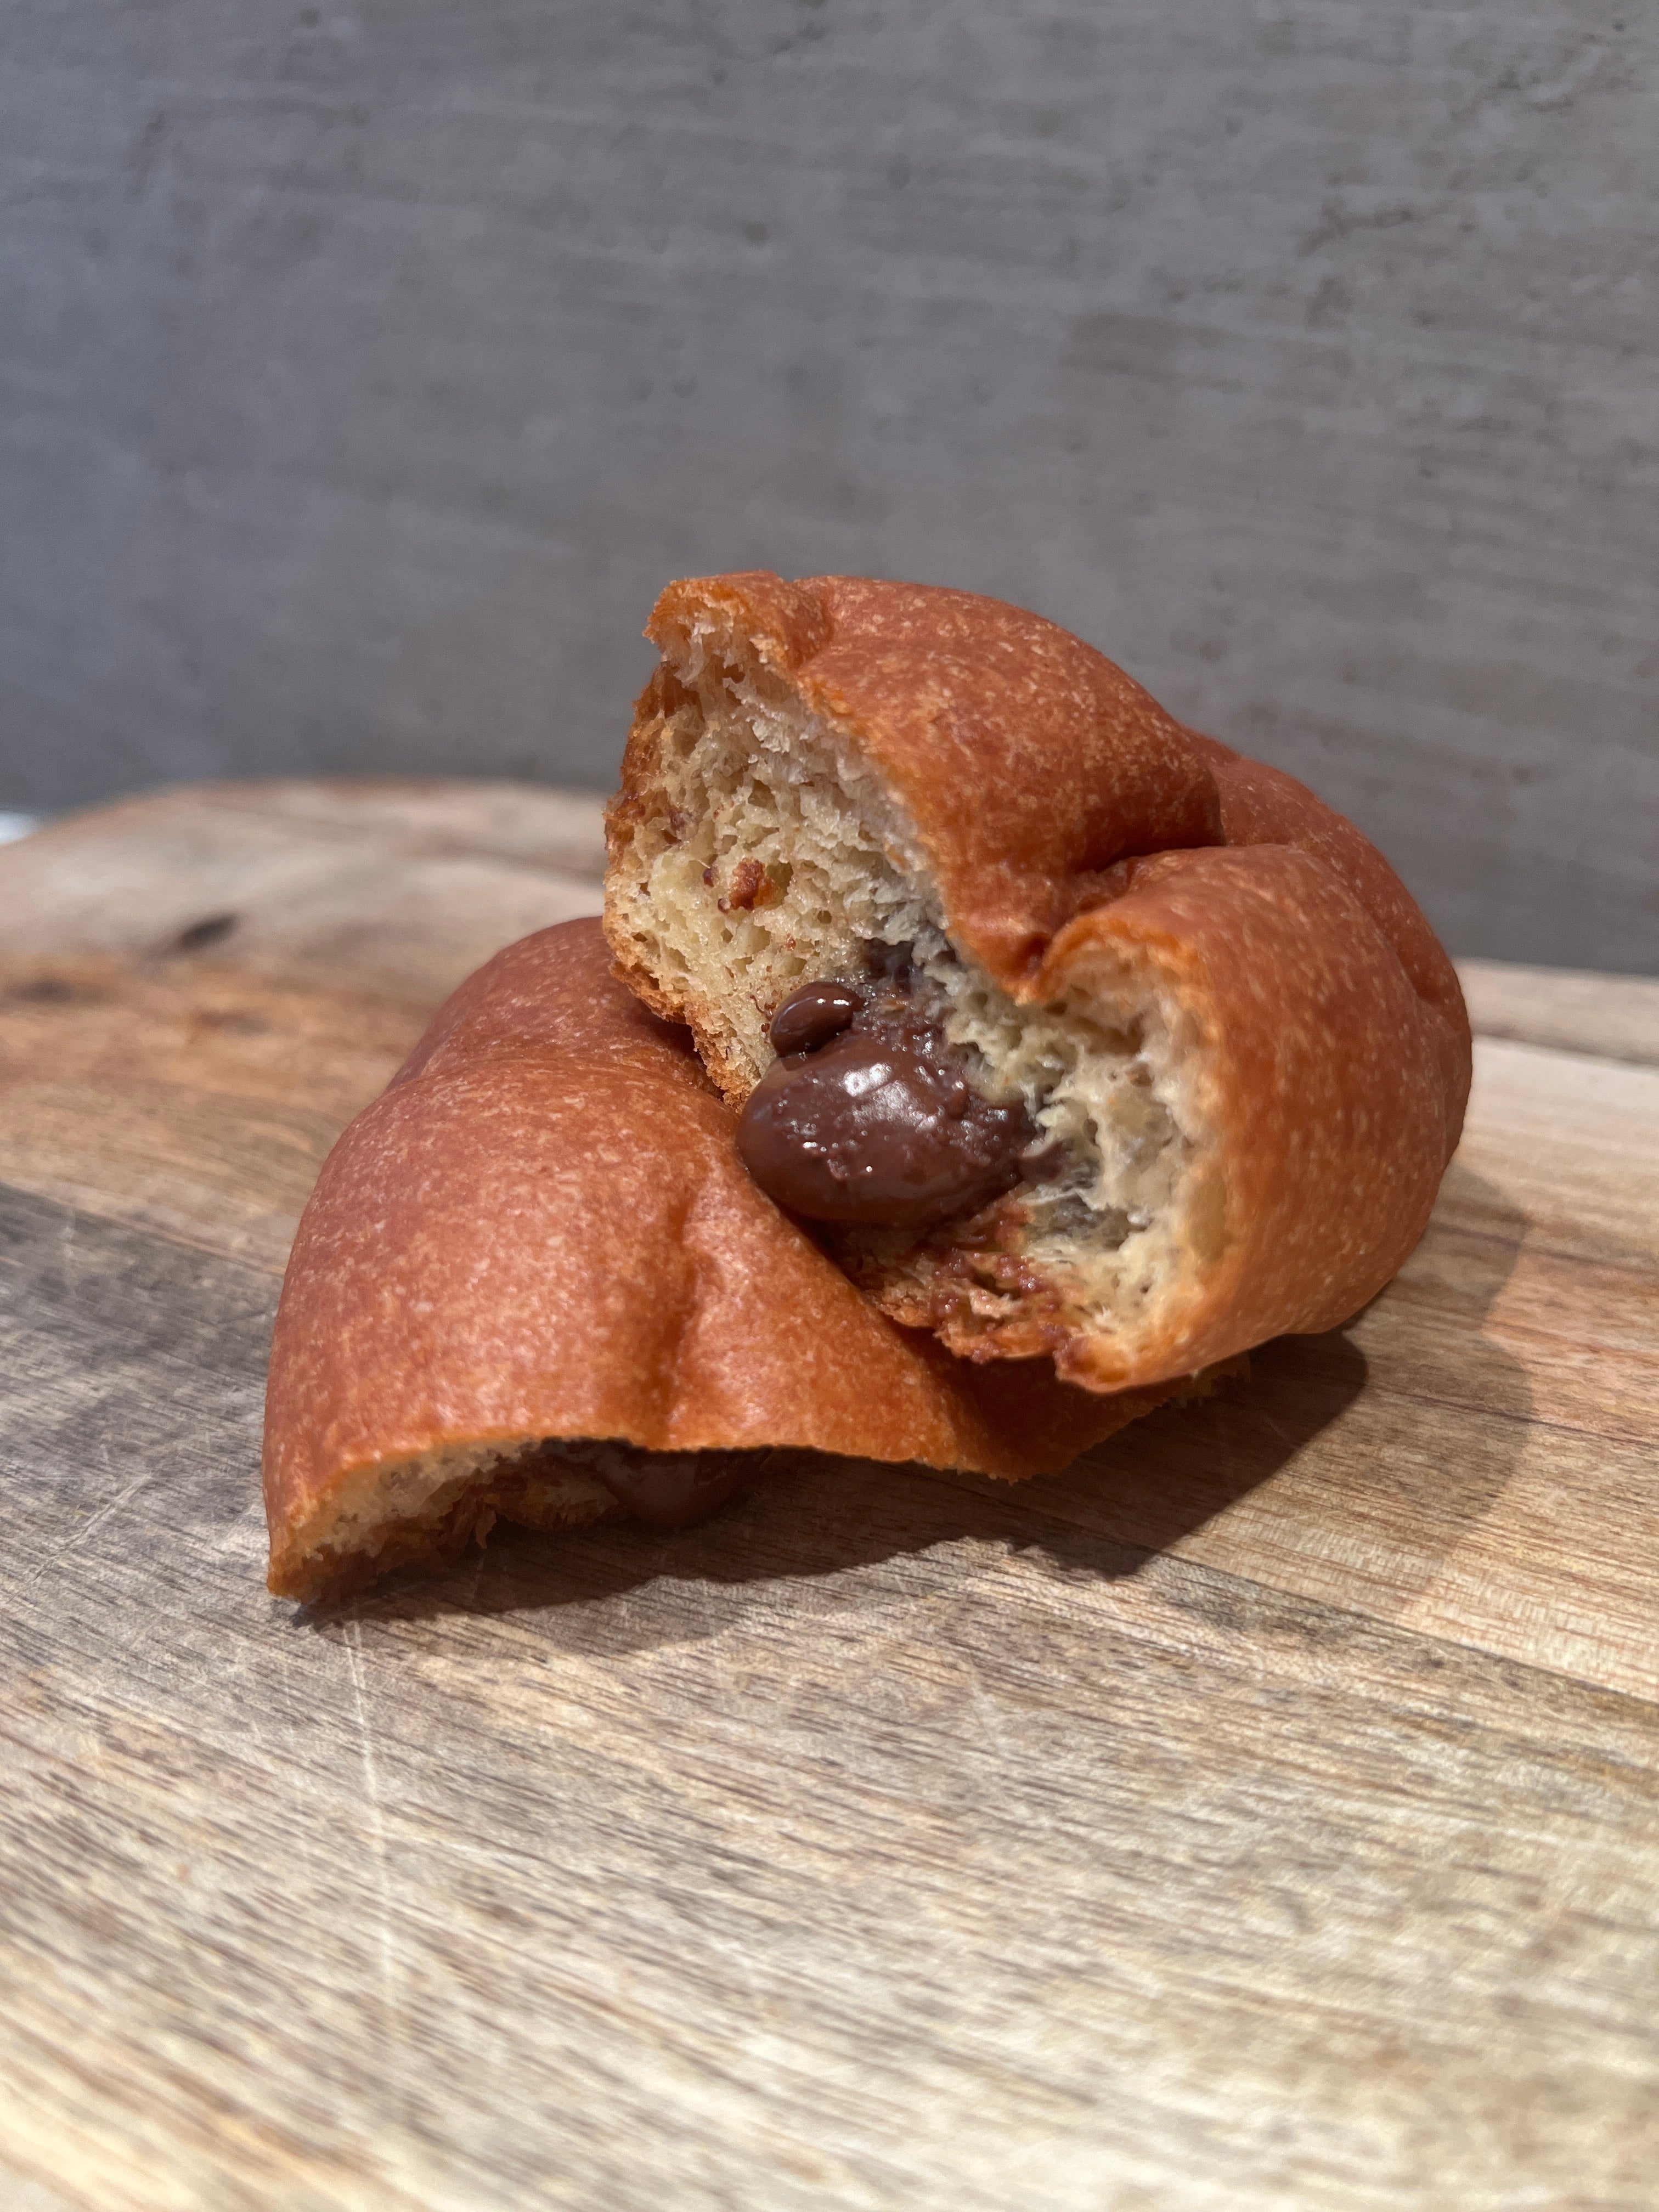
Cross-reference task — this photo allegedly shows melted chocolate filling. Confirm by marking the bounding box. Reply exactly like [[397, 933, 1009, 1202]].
[[768, 979, 862, 1056], [557, 1440, 780, 1530], [737, 963, 1039, 1229]]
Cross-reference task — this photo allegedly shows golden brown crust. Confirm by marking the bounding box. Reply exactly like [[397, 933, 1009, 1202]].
[[605, 572, 1473, 1394], [263, 920, 1204, 1600], [1182, 731, 1471, 1145]]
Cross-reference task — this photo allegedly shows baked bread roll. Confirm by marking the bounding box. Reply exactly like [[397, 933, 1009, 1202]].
[[264, 918, 1211, 1602], [604, 572, 1472, 1394]]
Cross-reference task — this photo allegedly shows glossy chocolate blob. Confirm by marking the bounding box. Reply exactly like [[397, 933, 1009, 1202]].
[[738, 1013, 1034, 1229], [558, 1441, 779, 1530], [769, 980, 864, 1057]]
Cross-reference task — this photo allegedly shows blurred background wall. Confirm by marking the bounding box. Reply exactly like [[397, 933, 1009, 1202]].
[[2, 1, 1654, 969]]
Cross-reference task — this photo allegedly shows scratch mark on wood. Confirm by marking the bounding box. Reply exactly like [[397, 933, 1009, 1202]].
[[345, 1619, 405, 2087]]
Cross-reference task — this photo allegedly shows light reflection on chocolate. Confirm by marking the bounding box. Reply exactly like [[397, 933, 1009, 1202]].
[[769, 979, 863, 1056]]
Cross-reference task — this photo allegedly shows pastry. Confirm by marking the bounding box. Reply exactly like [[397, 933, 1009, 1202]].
[[263, 919, 1216, 1601], [605, 572, 1471, 1392]]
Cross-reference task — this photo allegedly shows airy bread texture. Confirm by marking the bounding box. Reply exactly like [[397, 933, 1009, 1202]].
[[263, 919, 1207, 1603], [605, 572, 1472, 1394]]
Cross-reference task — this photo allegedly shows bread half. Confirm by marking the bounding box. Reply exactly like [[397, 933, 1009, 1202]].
[[263, 918, 1212, 1601], [604, 572, 1471, 1393]]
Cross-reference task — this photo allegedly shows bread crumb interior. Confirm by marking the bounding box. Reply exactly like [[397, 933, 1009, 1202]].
[[272, 1440, 613, 1604]]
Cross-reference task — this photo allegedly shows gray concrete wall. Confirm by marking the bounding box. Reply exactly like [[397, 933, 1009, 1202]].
[[2, 1, 1654, 969]]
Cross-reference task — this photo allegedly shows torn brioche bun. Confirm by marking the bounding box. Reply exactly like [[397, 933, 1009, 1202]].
[[263, 918, 1213, 1603], [603, 572, 1472, 1395]]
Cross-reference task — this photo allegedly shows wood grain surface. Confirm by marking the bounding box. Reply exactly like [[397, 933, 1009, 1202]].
[[3, 781, 1657, 2211]]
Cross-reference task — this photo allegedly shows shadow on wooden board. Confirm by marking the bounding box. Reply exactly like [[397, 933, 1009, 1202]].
[[1034, 1160, 1534, 1602], [335, 1169, 1531, 1652]]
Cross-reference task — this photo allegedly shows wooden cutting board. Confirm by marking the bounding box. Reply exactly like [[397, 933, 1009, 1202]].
[[3, 781, 1657, 2212]]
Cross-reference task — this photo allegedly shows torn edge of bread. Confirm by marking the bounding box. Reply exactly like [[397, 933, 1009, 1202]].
[[267, 1441, 614, 1606], [605, 605, 1218, 1374]]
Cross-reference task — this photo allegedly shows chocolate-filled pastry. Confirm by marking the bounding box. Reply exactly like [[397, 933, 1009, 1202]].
[[263, 919, 1217, 1602], [604, 572, 1472, 1393]]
